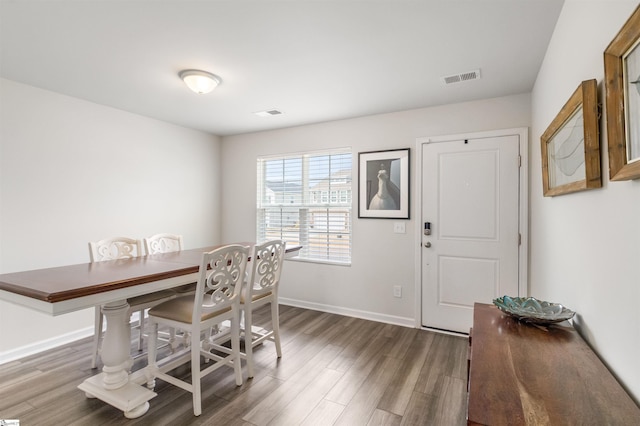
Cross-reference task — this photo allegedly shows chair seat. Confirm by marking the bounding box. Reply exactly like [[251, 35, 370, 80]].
[[149, 295, 232, 324], [128, 289, 176, 307], [240, 288, 272, 304]]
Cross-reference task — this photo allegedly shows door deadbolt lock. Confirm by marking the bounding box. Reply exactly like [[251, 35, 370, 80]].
[[424, 242, 431, 248]]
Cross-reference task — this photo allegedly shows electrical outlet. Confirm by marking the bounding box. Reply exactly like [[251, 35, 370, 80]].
[[393, 285, 402, 298]]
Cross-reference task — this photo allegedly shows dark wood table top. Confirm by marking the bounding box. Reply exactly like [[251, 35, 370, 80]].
[[468, 303, 640, 425], [0, 243, 302, 304]]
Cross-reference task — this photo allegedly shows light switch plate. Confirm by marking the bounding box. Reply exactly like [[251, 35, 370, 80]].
[[393, 222, 406, 233]]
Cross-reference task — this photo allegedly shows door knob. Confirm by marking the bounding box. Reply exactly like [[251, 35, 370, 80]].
[[424, 242, 431, 248]]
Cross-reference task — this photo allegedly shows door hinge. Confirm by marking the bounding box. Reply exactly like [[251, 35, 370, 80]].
[[518, 233, 522, 246], [518, 155, 522, 168]]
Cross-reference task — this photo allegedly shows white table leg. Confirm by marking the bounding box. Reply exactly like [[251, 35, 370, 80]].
[[101, 300, 132, 388], [78, 300, 156, 418]]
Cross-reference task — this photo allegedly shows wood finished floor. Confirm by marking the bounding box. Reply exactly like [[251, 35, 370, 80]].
[[0, 305, 468, 425]]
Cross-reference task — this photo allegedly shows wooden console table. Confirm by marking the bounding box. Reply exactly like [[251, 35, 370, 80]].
[[467, 303, 640, 425]]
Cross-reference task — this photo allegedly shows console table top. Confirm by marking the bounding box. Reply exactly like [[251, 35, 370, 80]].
[[467, 302, 640, 425]]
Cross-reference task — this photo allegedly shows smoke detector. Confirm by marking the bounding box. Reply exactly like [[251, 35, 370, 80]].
[[441, 69, 481, 85]]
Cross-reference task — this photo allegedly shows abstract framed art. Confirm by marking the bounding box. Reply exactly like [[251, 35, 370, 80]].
[[358, 148, 410, 218], [604, 5, 640, 181], [541, 79, 601, 196]]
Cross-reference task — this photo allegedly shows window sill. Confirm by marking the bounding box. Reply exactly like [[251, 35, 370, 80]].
[[286, 257, 351, 267]]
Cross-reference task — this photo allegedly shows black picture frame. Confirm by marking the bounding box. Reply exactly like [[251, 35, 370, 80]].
[[358, 148, 410, 219]]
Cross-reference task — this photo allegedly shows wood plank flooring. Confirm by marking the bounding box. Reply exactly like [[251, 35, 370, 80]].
[[0, 305, 468, 425]]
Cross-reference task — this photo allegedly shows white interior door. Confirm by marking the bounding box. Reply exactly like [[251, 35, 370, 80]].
[[421, 134, 521, 333]]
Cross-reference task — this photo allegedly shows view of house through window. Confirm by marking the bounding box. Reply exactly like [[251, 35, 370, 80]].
[[257, 149, 352, 264]]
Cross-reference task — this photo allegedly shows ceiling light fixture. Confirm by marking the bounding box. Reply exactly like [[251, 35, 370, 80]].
[[179, 69, 221, 94]]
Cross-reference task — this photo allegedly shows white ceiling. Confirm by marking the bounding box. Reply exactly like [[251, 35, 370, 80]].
[[0, 0, 564, 136]]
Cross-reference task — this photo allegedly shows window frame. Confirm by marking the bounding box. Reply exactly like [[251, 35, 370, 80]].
[[256, 148, 353, 265]]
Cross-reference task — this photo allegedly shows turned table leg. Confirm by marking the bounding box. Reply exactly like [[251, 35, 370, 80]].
[[78, 300, 156, 418]]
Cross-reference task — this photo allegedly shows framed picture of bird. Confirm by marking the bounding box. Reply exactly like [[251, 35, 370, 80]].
[[358, 148, 410, 218], [604, 4, 640, 181]]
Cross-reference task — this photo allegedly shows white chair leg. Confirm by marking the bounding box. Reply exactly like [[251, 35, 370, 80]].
[[244, 308, 255, 378], [168, 327, 177, 352], [202, 327, 212, 363], [271, 301, 282, 358], [90, 306, 103, 369], [137, 309, 145, 351], [146, 321, 158, 391], [231, 312, 243, 386], [191, 330, 202, 416]]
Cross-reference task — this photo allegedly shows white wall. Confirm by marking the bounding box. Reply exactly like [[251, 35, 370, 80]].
[[0, 79, 222, 358], [221, 93, 531, 325], [531, 1, 640, 402]]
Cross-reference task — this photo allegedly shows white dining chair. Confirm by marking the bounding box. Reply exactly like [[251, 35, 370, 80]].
[[144, 233, 197, 349], [144, 233, 195, 295], [143, 233, 184, 255], [89, 237, 176, 369], [146, 244, 249, 416], [240, 240, 286, 378]]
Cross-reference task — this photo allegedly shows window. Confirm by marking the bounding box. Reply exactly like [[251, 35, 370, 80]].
[[257, 149, 352, 264]]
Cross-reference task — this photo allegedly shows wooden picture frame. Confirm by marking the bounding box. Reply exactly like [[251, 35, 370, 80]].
[[604, 5, 640, 181], [358, 148, 410, 219], [541, 79, 601, 197]]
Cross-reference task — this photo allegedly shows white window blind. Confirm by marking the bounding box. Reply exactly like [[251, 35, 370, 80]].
[[257, 149, 352, 264]]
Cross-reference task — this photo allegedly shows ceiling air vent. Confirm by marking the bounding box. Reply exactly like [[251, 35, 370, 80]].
[[441, 69, 481, 85], [254, 109, 283, 117]]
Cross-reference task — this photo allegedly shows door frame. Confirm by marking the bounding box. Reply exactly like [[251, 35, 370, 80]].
[[413, 127, 529, 330]]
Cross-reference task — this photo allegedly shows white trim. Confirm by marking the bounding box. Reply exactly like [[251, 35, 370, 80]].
[[279, 297, 415, 328], [285, 257, 351, 267], [413, 127, 529, 329], [421, 327, 469, 338], [0, 326, 94, 365], [0, 311, 143, 365]]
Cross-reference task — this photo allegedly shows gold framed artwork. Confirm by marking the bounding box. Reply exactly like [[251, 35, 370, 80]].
[[604, 5, 640, 181], [541, 79, 601, 197]]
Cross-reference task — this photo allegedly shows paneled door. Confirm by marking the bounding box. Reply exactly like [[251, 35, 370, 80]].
[[420, 133, 522, 333]]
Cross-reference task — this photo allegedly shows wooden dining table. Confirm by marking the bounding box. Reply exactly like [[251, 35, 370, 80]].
[[0, 243, 301, 418]]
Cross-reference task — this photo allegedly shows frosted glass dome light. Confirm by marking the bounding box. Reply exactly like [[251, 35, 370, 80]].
[[179, 69, 221, 94]]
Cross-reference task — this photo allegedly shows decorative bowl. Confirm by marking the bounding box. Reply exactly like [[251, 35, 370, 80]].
[[492, 296, 575, 325]]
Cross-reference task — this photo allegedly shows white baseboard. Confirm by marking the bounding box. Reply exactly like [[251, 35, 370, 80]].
[[0, 326, 94, 365], [421, 326, 469, 337], [0, 311, 147, 365], [279, 297, 415, 328]]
